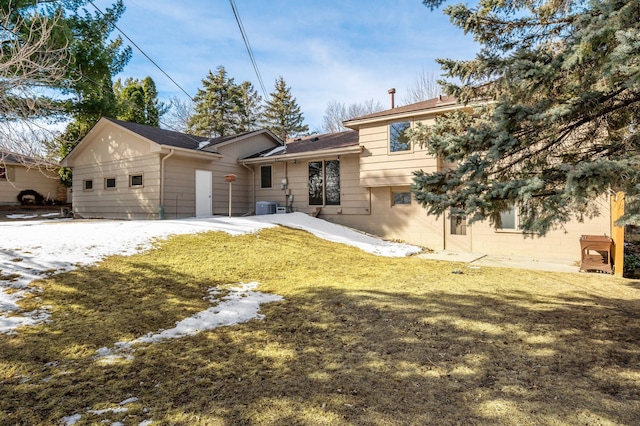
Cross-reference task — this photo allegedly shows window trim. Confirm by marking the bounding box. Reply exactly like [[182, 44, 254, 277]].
[[0, 166, 6, 180], [391, 190, 412, 206], [104, 177, 117, 190], [129, 173, 144, 188], [389, 120, 412, 154], [496, 205, 522, 233], [83, 179, 94, 191], [260, 165, 273, 189]]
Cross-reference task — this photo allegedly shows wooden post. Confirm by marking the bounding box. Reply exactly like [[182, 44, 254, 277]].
[[611, 191, 625, 277], [225, 174, 237, 218]]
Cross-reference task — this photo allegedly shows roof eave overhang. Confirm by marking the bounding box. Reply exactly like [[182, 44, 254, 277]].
[[241, 145, 363, 165], [343, 102, 472, 129], [158, 145, 223, 161]]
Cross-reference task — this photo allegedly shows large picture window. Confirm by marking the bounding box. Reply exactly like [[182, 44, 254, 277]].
[[390, 121, 411, 152], [260, 165, 272, 189], [308, 160, 340, 206]]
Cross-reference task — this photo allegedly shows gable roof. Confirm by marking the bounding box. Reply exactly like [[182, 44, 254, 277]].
[[241, 131, 360, 163], [343, 95, 461, 129], [104, 118, 212, 150]]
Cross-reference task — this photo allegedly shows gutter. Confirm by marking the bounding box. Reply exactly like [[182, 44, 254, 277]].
[[241, 145, 363, 165]]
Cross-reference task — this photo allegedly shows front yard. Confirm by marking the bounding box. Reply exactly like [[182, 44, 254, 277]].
[[1, 220, 639, 425]]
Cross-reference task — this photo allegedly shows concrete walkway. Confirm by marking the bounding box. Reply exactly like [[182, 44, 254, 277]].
[[417, 251, 580, 273]]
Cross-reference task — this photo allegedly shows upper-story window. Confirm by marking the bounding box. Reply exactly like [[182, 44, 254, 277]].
[[390, 121, 411, 153], [260, 165, 272, 189]]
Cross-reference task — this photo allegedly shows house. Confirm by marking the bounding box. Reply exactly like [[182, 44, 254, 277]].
[[60, 117, 282, 219], [64, 98, 614, 264], [245, 95, 613, 262], [0, 150, 65, 205]]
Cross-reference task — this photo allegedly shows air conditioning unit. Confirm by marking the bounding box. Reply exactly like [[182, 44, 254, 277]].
[[256, 201, 279, 215]]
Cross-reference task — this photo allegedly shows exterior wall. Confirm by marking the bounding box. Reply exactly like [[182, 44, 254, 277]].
[[252, 153, 370, 216], [0, 165, 64, 205], [71, 153, 161, 219], [467, 199, 612, 260], [358, 116, 439, 187]]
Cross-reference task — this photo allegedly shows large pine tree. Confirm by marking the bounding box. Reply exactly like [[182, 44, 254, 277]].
[[411, 0, 640, 234], [114, 76, 166, 126], [188, 66, 244, 138], [263, 76, 308, 141]]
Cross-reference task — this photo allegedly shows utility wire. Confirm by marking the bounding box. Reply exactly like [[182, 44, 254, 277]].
[[87, 0, 194, 101], [229, 0, 268, 100]]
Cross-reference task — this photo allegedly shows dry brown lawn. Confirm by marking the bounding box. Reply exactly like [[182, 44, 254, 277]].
[[1, 227, 639, 425]]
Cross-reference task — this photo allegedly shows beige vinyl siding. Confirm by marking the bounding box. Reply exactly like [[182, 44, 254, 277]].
[[0, 165, 63, 204], [253, 153, 370, 216], [358, 119, 439, 187], [72, 154, 160, 219]]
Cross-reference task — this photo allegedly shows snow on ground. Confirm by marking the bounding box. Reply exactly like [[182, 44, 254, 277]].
[[0, 213, 421, 333]]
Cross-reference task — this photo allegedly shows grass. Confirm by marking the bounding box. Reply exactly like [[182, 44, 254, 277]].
[[1, 227, 640, 425]]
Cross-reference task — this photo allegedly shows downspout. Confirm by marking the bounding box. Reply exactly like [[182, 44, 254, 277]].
[[242, 162, 255, 215], [160, 149, 175, 209]]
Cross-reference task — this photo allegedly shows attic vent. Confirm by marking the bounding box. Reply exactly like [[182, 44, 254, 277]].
[[311, 137, 319, 142]]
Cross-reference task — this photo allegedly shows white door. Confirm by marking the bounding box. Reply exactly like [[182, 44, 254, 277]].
[[195, 169, 212, 217]]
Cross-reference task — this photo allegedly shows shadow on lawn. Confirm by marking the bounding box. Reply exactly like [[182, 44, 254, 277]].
[[1, 263, 640, 424]]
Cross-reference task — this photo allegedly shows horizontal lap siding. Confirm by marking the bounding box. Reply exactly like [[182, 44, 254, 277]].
[[72, 154, 161, 219], [359, 120, 439, 187], [0, 166, 63, 204]]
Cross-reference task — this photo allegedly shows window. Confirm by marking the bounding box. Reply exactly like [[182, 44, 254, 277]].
[[497, 205, 526, 231], [390, 121, 411, 152], [308, 159, 340, 206], [260, 165, 272, 189], [83, 179, 93, 191], [451, 215, 467, 235], [0, 167, 5, 180], [129, 174, 143, 187], [392, 191, 412, 205], [104, 177, 116, 189]]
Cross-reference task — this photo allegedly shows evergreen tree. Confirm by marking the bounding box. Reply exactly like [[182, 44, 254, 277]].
[[188, 66, 243, 137], [263, 76, 308, 141], [237, 81, 263, 133], [411, 0, 640, 234], [114, 76, 166, 126]]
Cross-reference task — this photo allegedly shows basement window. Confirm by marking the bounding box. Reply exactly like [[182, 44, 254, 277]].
[[451, 215, 467, 235], [104, 177, 116, 189], [83, 179, 93, 191], [392, 191, 412, 205], [129, 174, 143, 187]]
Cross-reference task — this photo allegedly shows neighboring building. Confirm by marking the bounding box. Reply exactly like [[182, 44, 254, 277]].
[[0, 150, 65, 205], [64, 98, 613, 262], [60, 118, 282, 219]]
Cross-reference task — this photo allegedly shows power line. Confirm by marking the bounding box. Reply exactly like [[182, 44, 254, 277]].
[[229, 0, 268, 100], [87, 0, 194, 102]]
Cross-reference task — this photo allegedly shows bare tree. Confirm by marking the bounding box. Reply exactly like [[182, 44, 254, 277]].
[[321, 99, 384, 133], [0, 10, 69, 168], [402, 69, 442, 105], [162, 96, 194, 133]]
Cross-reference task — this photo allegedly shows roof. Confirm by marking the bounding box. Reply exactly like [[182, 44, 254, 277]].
[[105, 118, 211, 150], [241, 131, 359, 160], [343, 95, 459, 127], [0, 149, 57, 167]]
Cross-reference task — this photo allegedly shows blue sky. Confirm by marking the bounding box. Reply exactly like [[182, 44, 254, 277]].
[[93, 0, 478, 131]]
